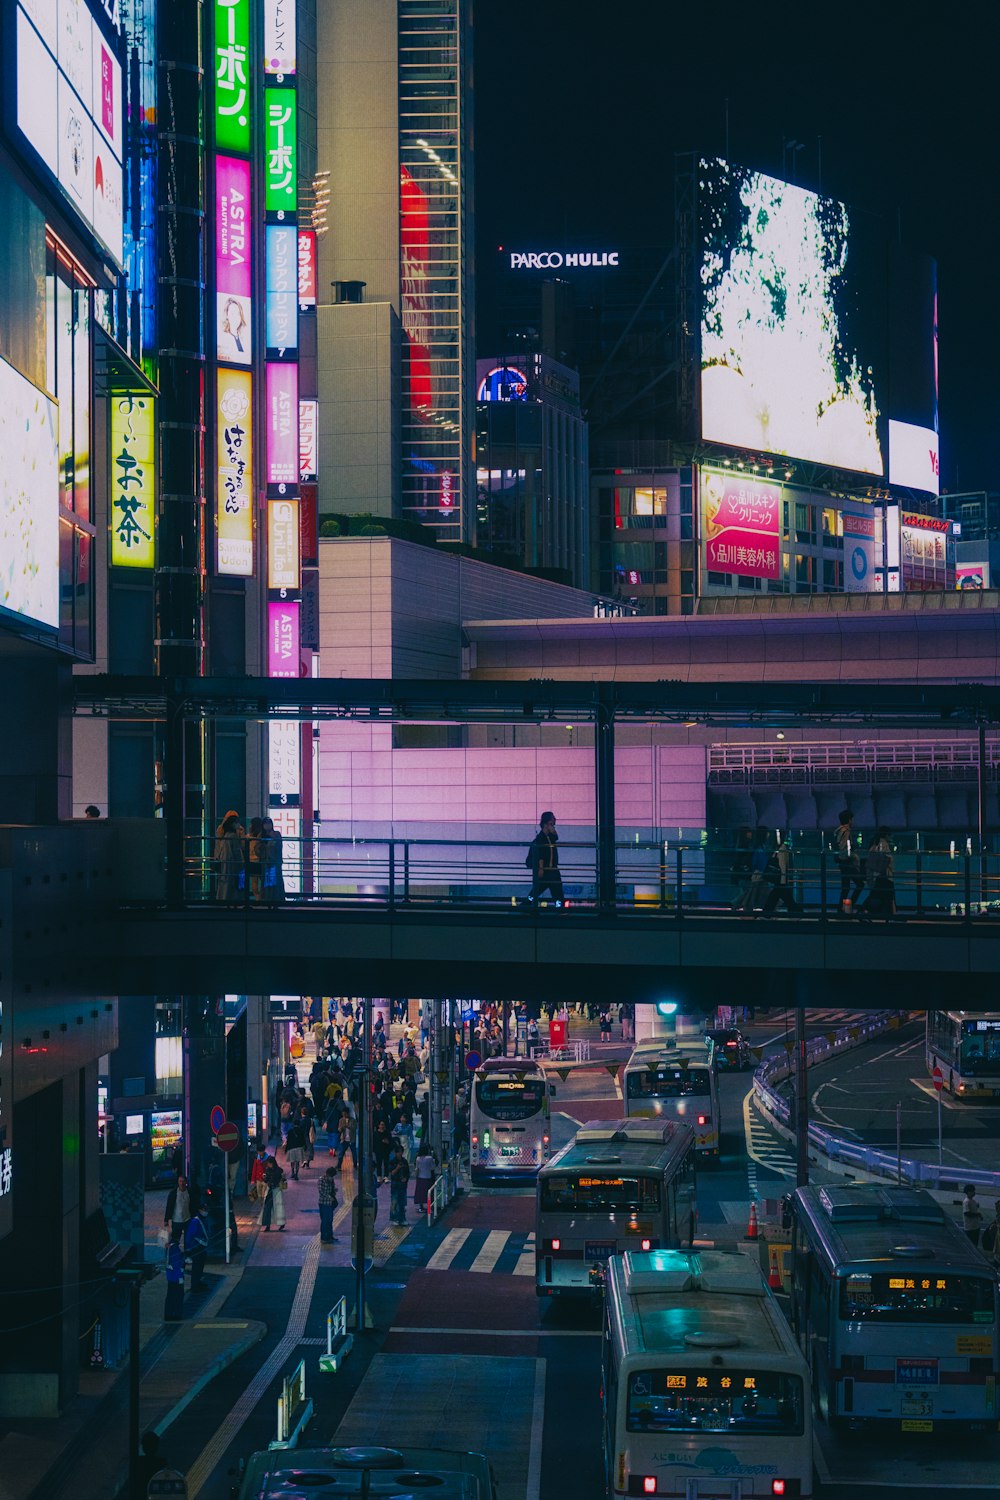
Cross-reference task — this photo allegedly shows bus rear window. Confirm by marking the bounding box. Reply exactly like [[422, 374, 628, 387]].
[[840, 1273, 996, 1323], [475, 1078, 546, 1120], [540, 1174, 661, 1213], [627, 1068, 711, 1100], [627, 1370, 804, 1435]]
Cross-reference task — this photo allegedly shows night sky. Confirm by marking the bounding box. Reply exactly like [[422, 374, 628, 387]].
[[474, 2, 998, 492]]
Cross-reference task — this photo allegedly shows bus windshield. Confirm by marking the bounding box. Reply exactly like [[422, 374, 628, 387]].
[[627, 1067, 711, 1100], [627, 1370, 804, 1435], [540, 1174, 661, 1213], [839, 1272, 996, 1324], [475, 1077, 546, 1120], [959, 1021, 1000, 1076]]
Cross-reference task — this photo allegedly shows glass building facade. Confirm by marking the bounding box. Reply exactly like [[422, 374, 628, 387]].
[[398, 0, 474, 540]]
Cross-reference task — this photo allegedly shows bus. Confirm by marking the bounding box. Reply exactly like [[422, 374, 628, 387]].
[[790, 1183, 999, 1431], [603, 1249, 813, 1500], [623, 1038, 721, 1158], [926, 1010, 1000, 1098], [536, 1118, 696, 1298], [235, 1445, 497, 1499], [469, 1056, 551, 1182]]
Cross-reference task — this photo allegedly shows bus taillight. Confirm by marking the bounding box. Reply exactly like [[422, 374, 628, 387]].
[[642, 1478, 656, 1495], [549, 1237, 561, 1251], [697, 1115, 707, 1126], [641, 1238, 651, 1251], [771, 1482, 786, 1497]]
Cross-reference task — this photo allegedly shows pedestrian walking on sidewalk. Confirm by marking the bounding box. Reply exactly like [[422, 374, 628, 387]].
[[184, 1210, 209, 1291], [164, 1174, 194, 1247], [525, 811, 564, 907], [318, 1167, 339, 1243], [261, 1158, 287, 1230], [413, 1143, 437, 1212], [335, 1108, 357, 1171], [599, 1008, 613, 1043], [963, 1184, 983, 1245], [389, 1141, 410, 1225], [285, 1119, 306, 1179]]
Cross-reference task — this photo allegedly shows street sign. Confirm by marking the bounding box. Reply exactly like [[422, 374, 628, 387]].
[[210, 1104, 226, 1134], [465, 1051, 481, 1071], [932, 1066, 944, 1092], [215, 1121, 240, 1153]]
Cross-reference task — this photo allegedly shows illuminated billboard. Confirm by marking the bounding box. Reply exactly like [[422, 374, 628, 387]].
[[265, 225, 297, 352], [889, 419, 939, 495], [268, 598, 300, 676], [0, 355, 59, 628], [298, 399, 317, 482], [215, 156, 252, 364], [298, 230, 317, 306], [266, 363, 298, 487], [400, 165, 433, 412], [213, 0, 250, 154], [901, 511, 953, 593], [268, 719, 301, 796], [216, 369, 254, 576], [267, 499, 300, 590], [110, 395, 155, 568], [264, 89, 296, 214], [264, 0, 296, 75], [12, 0, 125, 268], [700, 159, 883, 475], [701, 470, 780, 580]]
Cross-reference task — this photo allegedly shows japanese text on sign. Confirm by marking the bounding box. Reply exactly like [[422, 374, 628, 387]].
[[265, 89, 297, 213], [217, 370, 254, 576], [111, 396, 155, 567], [701, 470, 781, 582], [214, 0, 250, 154]]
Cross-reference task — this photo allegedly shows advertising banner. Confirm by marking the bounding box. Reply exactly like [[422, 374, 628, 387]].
[[889, 418, 940, 495], [268, 718, 301, 797], [957, 561, 989, 591], [14, 0, 125, 268], [299, 483, 318, 566], [298, 230, 317, 306], [299, 399, 318, 482], [0, 354, 59, 629], [265, 225, 298, 352], [701, 470, 780, 580], [267, 499, 300, 590], [266, 363, 298, 487], [216, 369, 254, 576], [213, 0, 250, 155], [841, 499, 877, 593], [265, 89, 297, 213], [300, 567, 319, 648], [110, 394, 155, 568], [400, 165, 433, 412], [264, 0, 296, 75], [216, 156, 252, 365], [268, 598, 300, 676], [269, 805, 301, 894], [901, 511, 952, 592]]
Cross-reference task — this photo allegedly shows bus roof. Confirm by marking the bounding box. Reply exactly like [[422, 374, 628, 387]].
[[474, 1056, 544, 1076], [605, 1251, 800, 1362], [626, 1041, 713, 1069], [935, 1011, 1000, 1024], [541, 1119, 694, 1177], [238, 1446, 493, 1500], [794, 1184, 993, 1274]]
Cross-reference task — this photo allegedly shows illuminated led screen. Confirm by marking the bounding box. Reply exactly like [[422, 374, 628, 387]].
[[0, 355, 59, 628], [700, 159, 882, 473]]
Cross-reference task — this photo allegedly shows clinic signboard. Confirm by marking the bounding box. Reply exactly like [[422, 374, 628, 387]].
[[701, 469, 780, 581], [215, 156, 252, 365], [266, 363, 298, 488], [265, 225, 298, 353], [267, 598, 300, 677]]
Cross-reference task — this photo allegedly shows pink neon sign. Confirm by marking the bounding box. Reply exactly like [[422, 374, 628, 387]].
[[266, 362, 298, 486], [268, 599, 300, 677], [702, 473, 780, 581]]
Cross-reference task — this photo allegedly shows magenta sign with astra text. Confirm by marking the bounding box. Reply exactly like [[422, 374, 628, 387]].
[[268, 600, 300, 677], [215, 156, 252, 366], [266, 362, 298, 486], [701, 471, 781, 580]]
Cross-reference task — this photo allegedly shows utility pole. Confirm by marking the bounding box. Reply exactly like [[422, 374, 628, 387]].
[[430, 998, 446, 1161], [795, 1005, 809, 1188]]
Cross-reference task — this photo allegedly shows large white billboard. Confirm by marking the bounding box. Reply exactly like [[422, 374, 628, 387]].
[[0, 355, 60, 629]]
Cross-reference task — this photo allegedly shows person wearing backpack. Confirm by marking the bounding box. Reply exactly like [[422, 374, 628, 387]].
[[760, 835, 802, 917], [834, 809, 865, 916], [524, 811, 563, 907]]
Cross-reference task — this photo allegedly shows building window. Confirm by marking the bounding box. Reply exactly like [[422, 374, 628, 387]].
[[46, 235, 95, 658]]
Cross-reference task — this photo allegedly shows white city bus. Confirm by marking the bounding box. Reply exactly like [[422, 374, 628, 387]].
[[469, 1056, 551, 1182], [791, 1183, 999, 1431], [603, 1249, 813, 1500], [623, 1039, 720, 1158], [926, 1010, 1000, 1099], [536, 1119, 696, 1298]]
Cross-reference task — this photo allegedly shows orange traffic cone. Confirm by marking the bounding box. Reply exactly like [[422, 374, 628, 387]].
[[767, 1243, 782, 1291], [745, 1201, 759, 1240]]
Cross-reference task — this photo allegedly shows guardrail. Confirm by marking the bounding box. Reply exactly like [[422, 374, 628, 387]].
[[426, 1155, 461, 1227], [270, 1358, 313, 1450], [182, 833, 1000, 924], [318, 1297, 353, 1375], [752, 1012, 1000, 1194], [536, 1041, 592, 1063]]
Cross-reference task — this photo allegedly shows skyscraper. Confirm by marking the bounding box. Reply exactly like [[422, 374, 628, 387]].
[[316, 0, 474, 540]]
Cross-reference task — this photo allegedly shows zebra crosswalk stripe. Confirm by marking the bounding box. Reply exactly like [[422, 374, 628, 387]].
[[468, 1229, 509, 1274], [426, 1227, 471, 1270]]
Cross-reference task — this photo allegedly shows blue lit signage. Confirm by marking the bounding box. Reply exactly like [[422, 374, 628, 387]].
[[477, 365, 529, 402]]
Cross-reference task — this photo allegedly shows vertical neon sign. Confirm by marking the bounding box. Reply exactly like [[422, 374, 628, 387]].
[[213, 0, 251, 154]]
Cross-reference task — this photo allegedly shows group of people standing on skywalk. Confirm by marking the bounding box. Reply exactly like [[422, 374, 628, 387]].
[[213, 810, 285, 903], [730, 811, 899, 920]]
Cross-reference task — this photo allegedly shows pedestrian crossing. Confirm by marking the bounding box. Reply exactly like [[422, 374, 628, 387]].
[[760, 1008, 872, 1032], [425, 1227, 536, 1277], [744, 1099, 796, 1178]]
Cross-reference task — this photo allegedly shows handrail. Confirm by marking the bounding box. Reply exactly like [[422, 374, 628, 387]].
[[426, 1155, 461, 1227]]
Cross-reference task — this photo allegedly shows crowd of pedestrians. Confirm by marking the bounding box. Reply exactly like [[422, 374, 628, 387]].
[[730, 816, 901, 921]]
